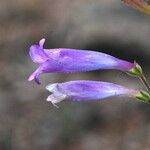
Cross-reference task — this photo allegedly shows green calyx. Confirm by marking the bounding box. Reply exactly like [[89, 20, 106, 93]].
[[126, 62, 143, 77], [135, 90, 150, 103]]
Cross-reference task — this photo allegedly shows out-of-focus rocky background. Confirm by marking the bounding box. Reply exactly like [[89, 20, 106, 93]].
[[0, 0, 150, 149]]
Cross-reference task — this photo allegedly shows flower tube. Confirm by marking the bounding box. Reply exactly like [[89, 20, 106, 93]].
[[28, 39, 137, 84], [46, 80, 142, 107], [122, 0, 150, 15]]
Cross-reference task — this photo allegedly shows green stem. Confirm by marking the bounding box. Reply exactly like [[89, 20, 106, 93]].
[[139, 74, 150, 94]]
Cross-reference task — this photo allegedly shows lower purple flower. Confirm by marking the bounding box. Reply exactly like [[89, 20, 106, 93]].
[[28, 39, 135, 84], [46, 80, 138, 106]]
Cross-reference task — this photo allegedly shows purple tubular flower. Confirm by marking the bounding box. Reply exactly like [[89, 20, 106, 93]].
[[46, 80, 138, 106], [28, 38, 135, 84]]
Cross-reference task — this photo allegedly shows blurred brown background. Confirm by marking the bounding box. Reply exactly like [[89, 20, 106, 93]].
[[0, 0, 150, 150]]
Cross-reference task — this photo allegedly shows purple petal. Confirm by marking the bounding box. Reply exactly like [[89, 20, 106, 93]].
[[29, 38, 49, 63], [39, 38, 45, 47], [46, 80, 138, 105], [28, 39, 135, 84], [28, 59, 64, 84], [28, 67, 42, 84]]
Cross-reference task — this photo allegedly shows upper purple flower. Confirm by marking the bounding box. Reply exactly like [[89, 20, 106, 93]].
[[28, 38, 135, 84], [46, 80, 138, 106]]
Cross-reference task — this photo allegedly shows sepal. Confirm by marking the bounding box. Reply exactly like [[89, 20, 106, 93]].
[[127, 62, 142, 77], [135, 90, 150, 103]]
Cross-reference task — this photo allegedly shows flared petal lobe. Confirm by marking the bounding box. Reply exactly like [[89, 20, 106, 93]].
[[28, 59, 64, 84], [29, 39, 49, 63], [28, 39, 135, 84], [122, 0, 150, 15], [46, 81, 138, 105]]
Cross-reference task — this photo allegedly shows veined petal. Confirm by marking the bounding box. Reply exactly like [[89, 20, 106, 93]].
[[46, 80, 138, 105], [122, 0, 150, 15]]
